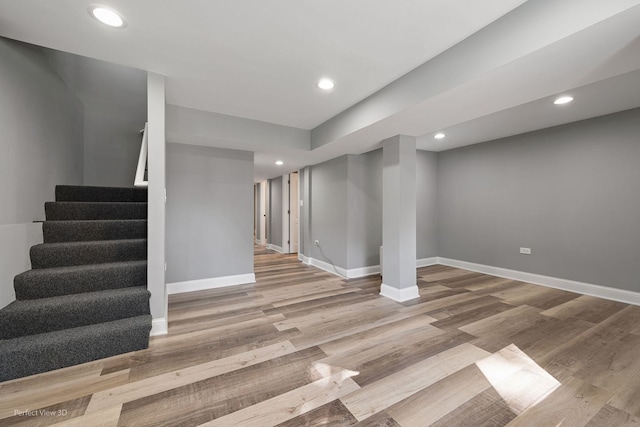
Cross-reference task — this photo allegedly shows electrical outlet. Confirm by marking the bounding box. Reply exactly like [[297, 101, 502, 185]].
[[314, 240, 320, 246], [520, 247, 532, 255]]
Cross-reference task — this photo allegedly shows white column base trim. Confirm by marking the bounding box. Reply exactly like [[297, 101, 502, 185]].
[[167, 273, 256, 295], [438, 257, 640, 306], [299, 253, 310, 263], [380, 283, 420, 302], [266, 244, 284, 254], [150, 317, 167, 336]]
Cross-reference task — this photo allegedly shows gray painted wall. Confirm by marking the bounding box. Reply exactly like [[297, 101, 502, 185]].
[[82, 99, 147, 187], [347, 150, 383, 269], [45, 49, 147, 187], [166, 143, 254, 282], [417, 150, 438, 259], [269, 177, 283, 248], [0, 38, 84, 308], [308, 156, 349, 268], [0, 38, 84, 225], [437, 108, 640, 292]]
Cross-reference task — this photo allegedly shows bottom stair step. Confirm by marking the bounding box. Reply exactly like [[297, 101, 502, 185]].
[[0, 315, 151, 382], [0, 287, 150, 339]]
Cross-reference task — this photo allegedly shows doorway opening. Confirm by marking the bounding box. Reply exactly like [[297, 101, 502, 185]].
[[288, 171, 299, 254]]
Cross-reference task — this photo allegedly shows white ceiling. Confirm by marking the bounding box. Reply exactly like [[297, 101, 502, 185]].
[[1, 0, 640, 181], [0, 0, 527, 129]]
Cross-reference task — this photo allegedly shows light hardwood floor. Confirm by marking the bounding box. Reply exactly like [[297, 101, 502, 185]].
[[2, 246, 640, 426]]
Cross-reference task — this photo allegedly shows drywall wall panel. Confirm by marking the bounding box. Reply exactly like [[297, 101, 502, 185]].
[[437, 108, 640, 292]]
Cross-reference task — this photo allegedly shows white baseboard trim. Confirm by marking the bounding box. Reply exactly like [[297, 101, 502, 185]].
[[150, 317, 167, 336], [438, 257, 640, 306], [300, 256, 381, 279], [307, 257, 348, 278], [167, 273, 256, 295], [380, 283, 420, 302], [416, 257, 438, 268], [347, 265, 381, 278], [267, 244, 284, 254]]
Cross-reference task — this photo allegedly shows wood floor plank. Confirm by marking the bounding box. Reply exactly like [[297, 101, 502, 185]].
[[3, 246, 639, 427], [117, 347, 328, 426], [496, 285, 580, 310], [0, 369, 129, 419], [86, 341, 298, 413], [318, 314, 438, 356], [506, 376, 611, 427], [348, 329, 478, 387], [459, 305, 546, 352], [586, 405, 640, 427], [475, 344, 561, 417], [385, 363, 492, 426], [0, 395, 90, 427], [199, 372, 360, 427], [430, 388, 517, 427], [352, 411, 401, 427], [341, 343, 490, 421], [273, 400, 358, 427], [52, 404, 122, 427], [274, 298, 400, 332], [430, 301, 515, 330], [541, 306, 640, 381], [540, 295, 627, 323]]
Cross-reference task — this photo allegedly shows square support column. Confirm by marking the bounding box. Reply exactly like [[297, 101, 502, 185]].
[[380, 135, 418, 302]]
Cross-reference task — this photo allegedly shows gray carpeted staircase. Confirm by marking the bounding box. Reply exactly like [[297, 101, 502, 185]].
[[0, 185, 152, 382]]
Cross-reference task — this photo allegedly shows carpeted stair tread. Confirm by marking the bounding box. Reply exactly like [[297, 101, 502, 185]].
[[56, 185, 148, 202], [0, 315, 152, 382], [30, 239, 147, 269], [14, 261, 147, 299], [43, 219, 147, 243], [1, 184, 151, 382], [45, 201, 147, 221], [0, 287, 150, 339]]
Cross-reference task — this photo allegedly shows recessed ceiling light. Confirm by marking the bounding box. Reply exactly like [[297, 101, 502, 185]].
[[275, 160, 284, 166], [89, 6, 126, 28], [554, 96, 574, 105], [317, 78, 335, 90], [434, 133, 446, 139]]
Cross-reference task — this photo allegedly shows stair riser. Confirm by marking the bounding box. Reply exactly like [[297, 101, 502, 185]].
[[45, 202, 147, 221], [14, 262, 147, 299], [30, 240, 147, 269], [0, 315, 152, 382], [56, 185, 148, 202], [43, 220, 147, 243], [0, 290, 150, 339]]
